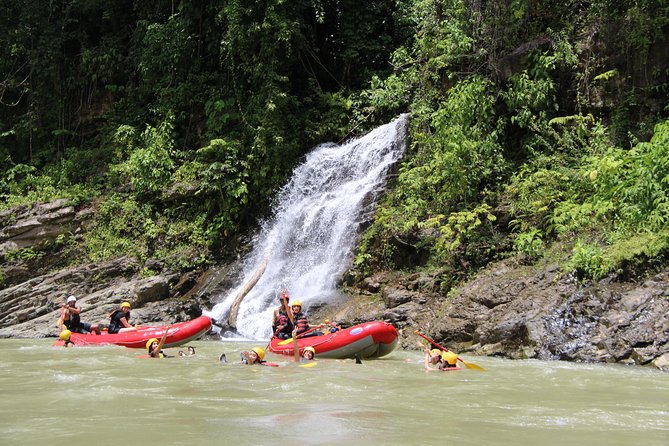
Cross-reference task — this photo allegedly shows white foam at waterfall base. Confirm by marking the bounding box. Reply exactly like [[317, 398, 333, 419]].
[[205, 114, 409, 339]]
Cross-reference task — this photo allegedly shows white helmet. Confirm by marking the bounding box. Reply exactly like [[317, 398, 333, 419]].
[[66, 296, 76, 303]]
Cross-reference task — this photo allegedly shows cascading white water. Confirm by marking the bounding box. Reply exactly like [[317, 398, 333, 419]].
[[205, 114, 409, 339]]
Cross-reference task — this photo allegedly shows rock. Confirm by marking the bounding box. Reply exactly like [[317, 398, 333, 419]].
[[0, 199, 80, 258], [381, 285, 413, 308], [132, 276, 170, 306], [651, 353, 669, 371], [350, 257, 669, 369], [360, 277, 381, 293], [0, 254, 214, 339]]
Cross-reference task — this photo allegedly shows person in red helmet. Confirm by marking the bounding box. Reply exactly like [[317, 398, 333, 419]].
[[272, 289, 294, 339]]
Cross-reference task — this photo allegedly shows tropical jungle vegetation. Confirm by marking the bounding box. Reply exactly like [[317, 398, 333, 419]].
[[1, 0, 668, 286]]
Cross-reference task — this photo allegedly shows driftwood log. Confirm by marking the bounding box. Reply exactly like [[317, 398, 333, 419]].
[[227, 254, 270, 329]]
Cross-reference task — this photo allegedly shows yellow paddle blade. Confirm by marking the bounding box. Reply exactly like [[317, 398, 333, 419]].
[[461, 360, 485, 371], [298, 361, 317, 368], [277, 338, 294, 346]]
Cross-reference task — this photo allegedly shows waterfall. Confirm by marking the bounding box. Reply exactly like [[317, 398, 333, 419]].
[[205, 114, 409, 339]]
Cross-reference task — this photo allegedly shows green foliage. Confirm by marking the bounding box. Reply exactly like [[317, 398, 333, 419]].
[[1, 0, 669, 286], [568, 240, 607, 280], [552, 119, 669, 236], [4, 247, 45, 263], [0, 163, 94, 210], [420, 204, 498, 264], [514, 229, 544, 262], [507, 160, 585, 233], [84, 193, 211, 270], [84, 194, 149, 261], [111, 118, 176, 197], [191, 138, 250, 234]]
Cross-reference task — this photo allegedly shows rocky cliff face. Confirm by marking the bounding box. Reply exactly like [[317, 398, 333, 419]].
[[0, 200, 213, 338], [322, 261, 669, 371], [1, 200, 667, 371]]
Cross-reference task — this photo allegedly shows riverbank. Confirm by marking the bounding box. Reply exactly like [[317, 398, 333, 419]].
[[1, 199, 667, 371]]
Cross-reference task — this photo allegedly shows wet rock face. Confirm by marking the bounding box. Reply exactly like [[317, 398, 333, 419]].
[[349, 260, 669, 369], [402, 265, 669, 365]]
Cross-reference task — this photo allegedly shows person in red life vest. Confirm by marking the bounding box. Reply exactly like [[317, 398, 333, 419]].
[[59, 295, 101, 335], [108, 301, 137, 334], [272, 290, 293, 340], [290, 300, 322, 338]]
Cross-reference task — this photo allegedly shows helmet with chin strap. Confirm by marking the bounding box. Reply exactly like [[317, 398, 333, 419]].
[[251, 347, 266, 361], [441, 351, 458, 365], [146, 338, 158, 350]]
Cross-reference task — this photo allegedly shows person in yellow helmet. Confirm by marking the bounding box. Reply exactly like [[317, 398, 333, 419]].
[[290, 300, 322, 338], [241, 347, 266, 365], [146, 338, 171, 358], [302, 346, 316, 361], [417, 341, 444, 371], [418, 341, 462, 372], [108, 301, 137, 334], [439, 351, 460, 371], [145, 324, 172, 358], [59, 329, 74, 347]]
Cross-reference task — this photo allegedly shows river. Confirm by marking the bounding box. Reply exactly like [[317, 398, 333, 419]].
[[1, 339, 666, 446]]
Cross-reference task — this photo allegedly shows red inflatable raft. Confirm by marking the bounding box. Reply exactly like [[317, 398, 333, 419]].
[[269, 320, 398, 359], [53, 315, 212, 349]]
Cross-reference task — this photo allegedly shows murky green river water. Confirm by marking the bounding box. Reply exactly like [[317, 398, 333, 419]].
[[0, 339, 666, 446]]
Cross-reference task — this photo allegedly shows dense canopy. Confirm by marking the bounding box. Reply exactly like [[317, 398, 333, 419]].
[[1, 0, 668, 282]]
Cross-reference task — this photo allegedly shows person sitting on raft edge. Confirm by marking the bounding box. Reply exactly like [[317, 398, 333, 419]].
[[108, 301, 138, 334], [291, 300, 322, 338], [59, 295, 101, 335]]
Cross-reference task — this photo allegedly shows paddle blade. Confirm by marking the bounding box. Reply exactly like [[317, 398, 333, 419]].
[[298, 361, 317, 368], [277, 338, 294, 346], [461, 360, 485, 371]]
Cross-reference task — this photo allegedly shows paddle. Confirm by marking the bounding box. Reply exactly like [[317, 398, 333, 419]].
[[298, 361, 318, 368], [277, 323, 326, 345], [413, 330, 485, 371]]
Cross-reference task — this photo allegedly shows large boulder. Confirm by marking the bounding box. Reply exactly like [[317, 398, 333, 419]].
[[0, 199, 79, 258]]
